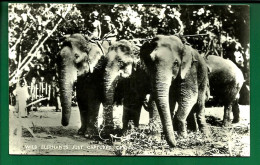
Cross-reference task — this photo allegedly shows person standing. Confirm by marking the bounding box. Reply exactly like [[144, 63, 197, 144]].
[[30, 77, 38, 100], [49, 76, 61, 112], [38, 76, 49, 106], [15, 77, 30, 118], [55, 84, 62, 112], [29, 76, 38, 111]]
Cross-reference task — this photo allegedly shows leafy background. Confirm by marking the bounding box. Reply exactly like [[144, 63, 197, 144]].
[[8, 4, 249, 86]]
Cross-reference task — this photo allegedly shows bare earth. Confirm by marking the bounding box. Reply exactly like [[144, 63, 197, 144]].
[[9, 104, 250, 156]]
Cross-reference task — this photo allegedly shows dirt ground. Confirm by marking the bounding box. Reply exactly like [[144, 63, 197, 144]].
[[9, 104, 250, 156]]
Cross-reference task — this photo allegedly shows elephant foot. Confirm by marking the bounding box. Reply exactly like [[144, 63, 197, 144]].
[[178, 131, 188, 138], [232, 118, 240, 124], [165, 136, 177, 148], [84, 127, 98, 139], [99, 125, 116, 139], [78, 127, 86, 135], [84, 133, 93, 139], [200, 127, 210, 138], [120, 128, 130, 137], [149, 132, 161, 142], [187, 124, 199, 132], [223, 120, 232, 127]]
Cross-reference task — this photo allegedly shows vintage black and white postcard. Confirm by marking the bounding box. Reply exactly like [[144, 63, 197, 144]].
[[8, 3, 250, 156]]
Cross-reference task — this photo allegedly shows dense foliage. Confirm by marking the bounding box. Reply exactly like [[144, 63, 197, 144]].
[[8, 4, 249, 85]]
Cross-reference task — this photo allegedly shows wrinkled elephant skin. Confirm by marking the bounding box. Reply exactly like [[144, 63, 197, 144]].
[[140, 35, 209, 147], [103, 40, 152, 132], [58, 34, 105, 136]]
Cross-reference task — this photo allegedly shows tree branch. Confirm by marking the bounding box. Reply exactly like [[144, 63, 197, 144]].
[[9, 4, 73, 86], [9, 4, 60, 76], [9, 22, 32, 52]]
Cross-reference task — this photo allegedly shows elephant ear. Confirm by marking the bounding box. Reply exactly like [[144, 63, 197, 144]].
[[140, 38, 159, 70], [88, 43, 102, 73], [180, 45, 198, 79], [78, 43, 103, 74], [132, 44, 141, 71], [207, 65, 212, 73]]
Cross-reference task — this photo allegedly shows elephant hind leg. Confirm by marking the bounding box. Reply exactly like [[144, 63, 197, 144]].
[[122, 103, 142, 130], [232, 99, 240, 123], [223, 104, 232, 127]]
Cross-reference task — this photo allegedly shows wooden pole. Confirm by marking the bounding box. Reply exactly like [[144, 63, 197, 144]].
[[26, 97, 48, 107], [183, 33, 209, 37]]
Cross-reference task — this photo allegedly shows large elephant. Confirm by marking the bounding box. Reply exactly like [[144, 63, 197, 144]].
[[140, 35, 209, 147], [205, 55, 244, 126], [57, 33, 106, 136], [102, 40, 154, 131]]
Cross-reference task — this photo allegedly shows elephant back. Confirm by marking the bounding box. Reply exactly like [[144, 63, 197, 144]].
[[205, 55, 244, 104], [206, 55, 244, 84]]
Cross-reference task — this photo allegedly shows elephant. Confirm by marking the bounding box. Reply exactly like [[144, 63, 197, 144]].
[[58, 35, 156, 137], [205, 55, 244, 126], [57, 33, 106, 136], [140, 35, 209, 147], [102, 40, 155, 132]]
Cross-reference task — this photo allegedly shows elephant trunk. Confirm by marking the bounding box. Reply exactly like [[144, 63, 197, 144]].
[[153, 72, 176, 147], [103, 70, 118, 127], [59, 51, 77, 126]]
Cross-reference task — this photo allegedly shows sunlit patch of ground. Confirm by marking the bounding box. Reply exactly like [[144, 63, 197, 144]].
[[9, 104, 249, 156]]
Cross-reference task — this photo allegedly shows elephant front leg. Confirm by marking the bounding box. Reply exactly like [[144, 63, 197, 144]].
[[85, 99, 101, 138], [148, 99, 162, 141], [77, 99, 88, 135], [148, 93, 161, 127], [169, 84, 177, 129], [77, 94, 101, 138], [174, 102, 194, 138], [186, 107, 199, 132], [78, 110, 87, 135], [195, 80, 209, 136], [174, 96, 208, 137], [195, 101, 209, 135], [102, 105, 115, 136]]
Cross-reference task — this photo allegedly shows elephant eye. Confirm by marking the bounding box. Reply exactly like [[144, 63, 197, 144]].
[[75, 53, 80, 59], [117, 60, 126, 69], [173, 60, 179, 67]]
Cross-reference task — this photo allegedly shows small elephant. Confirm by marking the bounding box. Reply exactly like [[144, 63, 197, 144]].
[[57, 33, 106, 136], [102, 40, 153, 131], [205, 55, 244, 126], [140, 35, 209, 147]]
